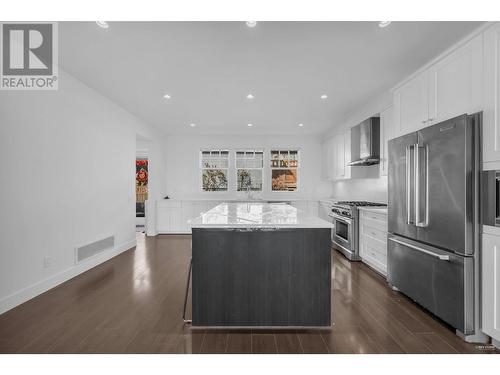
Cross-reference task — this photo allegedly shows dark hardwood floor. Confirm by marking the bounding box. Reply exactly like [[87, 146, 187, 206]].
[[0, 233, 498, 354]]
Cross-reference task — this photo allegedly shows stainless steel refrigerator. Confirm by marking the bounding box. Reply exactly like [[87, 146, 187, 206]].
[[387, 113, 484, 341]]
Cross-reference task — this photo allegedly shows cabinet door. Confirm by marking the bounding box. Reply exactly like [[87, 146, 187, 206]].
[[318, 202, 331, 221], [484, 24, 500, 167], [379, 106, 394, 177], [169, 207, 184, 232], [322, 137, 336, 180], [393, 71, 429, 137], [482, 233, 500, 342], [156, 207, 171, 232], [306, 201, 319, 217], [291, 201, 307, 212], [428, 34, 483, 125], [335, 134, 345, 179], [343, 130, 351, 179]]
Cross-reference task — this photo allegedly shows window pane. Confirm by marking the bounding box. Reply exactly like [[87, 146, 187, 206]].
[[272, 169, 298, 191], [289, 151, 298, 167], [255, 152, 263, 168], [202, 169, 228, 191], [237, 169, 263, 191], [271, 151, 279, 167], [236, 159, 245, 168], [220, 150, 229, 168]]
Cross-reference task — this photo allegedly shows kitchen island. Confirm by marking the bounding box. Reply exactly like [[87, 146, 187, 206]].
[[189, 202, 333, 328]]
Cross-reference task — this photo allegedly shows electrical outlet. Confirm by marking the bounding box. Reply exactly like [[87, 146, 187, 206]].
[[43, 256, 52, 269]]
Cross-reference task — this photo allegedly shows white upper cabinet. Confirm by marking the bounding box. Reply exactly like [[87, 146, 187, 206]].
[[333, 130, 351, 181], [393, 33, 483, 138], [322, 129, 351, 181], [393, 71, 429, 136], [379, 105, 394, 177], [427, 34, 483, 125], [321, 136, 335, 180], [335, 133, 346, 179], [483, 23, 500, 168], [343, 130, 352, 179]]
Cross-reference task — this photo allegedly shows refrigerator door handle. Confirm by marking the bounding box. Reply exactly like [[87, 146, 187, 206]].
[[388, 237, 450, 261], [405, 145, 414, 225], [415, 144, 429, 227]]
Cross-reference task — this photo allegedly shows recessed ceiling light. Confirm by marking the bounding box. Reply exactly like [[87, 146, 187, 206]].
[[320, 94, 328, 100], [189, 123, 196, 127], [246, 93, 254, 99], [163, 94, 171, 99], [378, 21, 392, 28], [96, 21, 109, 29], [246, 21, 257, 28], [298, 123, 304, 127], [247, 123, 253, 127]]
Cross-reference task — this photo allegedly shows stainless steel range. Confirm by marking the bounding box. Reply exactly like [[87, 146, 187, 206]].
[[329, 201, 387, 261]]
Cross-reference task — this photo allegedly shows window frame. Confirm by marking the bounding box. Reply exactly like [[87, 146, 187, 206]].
[[199, 149, 230, 192], [235, 149, 264, 192], [269, 149, 300, 193]]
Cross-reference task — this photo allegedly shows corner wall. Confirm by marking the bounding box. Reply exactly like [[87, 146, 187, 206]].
[[0, 69, 167, 313]]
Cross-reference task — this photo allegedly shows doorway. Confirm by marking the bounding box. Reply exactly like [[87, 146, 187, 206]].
[[136, 136, 150, 233]]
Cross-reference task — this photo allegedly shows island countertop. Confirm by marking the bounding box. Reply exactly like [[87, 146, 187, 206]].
[[189, 202, 333, 229]]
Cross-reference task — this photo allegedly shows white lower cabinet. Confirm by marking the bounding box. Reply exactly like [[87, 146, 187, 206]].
[[358, 209, 388, 276], [156, 200, 322, 233], [482, 231, 500, 347], [318, 201, 332, 222]]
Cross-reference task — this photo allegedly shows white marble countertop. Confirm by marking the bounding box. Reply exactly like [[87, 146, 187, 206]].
[[189, 202, 334, 228], [358, 206, 388, 214]]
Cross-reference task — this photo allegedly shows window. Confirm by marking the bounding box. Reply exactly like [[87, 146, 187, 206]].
[[270, 150, 299, 191], [200, 150, 229, 191], [236, 150, 263, 191]]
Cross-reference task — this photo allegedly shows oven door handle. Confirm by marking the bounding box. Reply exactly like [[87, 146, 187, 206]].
[[328, 213, 352, 224]]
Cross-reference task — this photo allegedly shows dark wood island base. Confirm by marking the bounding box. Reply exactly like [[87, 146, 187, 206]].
[[191, 227, 332, 328]]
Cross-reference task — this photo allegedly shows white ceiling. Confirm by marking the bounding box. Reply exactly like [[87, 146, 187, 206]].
[[59, 21, 484, 135]]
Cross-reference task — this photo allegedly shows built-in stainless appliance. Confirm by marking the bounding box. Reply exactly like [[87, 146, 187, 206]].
[[387, 113, 485, 342], [482, 170, 500, 227], [330, 201, 387, 261], [348, 117, 381, 166]]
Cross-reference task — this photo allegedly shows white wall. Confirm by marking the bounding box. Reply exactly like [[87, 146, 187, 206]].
[[163, 134, 332, 201], [0, 70, 166, 313], [325, 92, 392, 203]]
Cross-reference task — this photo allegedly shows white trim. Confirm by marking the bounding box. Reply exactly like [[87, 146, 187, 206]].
[[0, 239, 136, 315]]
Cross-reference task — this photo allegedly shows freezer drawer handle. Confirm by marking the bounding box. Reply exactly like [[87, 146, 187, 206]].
[[388, 237, 450, 261]]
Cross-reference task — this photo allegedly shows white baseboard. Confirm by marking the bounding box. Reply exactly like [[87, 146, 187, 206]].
[[0, 239, 136, 315]]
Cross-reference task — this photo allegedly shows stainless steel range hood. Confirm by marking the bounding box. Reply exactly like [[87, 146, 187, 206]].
[[348, 117, 380, 166]]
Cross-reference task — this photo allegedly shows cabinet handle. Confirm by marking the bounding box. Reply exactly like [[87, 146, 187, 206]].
[[421, 120, 427, 124]]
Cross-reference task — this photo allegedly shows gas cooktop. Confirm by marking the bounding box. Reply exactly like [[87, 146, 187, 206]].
[[334, 201, 387, 207]]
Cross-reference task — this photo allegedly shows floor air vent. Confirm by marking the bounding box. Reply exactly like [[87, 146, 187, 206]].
[[75, 235, 114, 263]]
